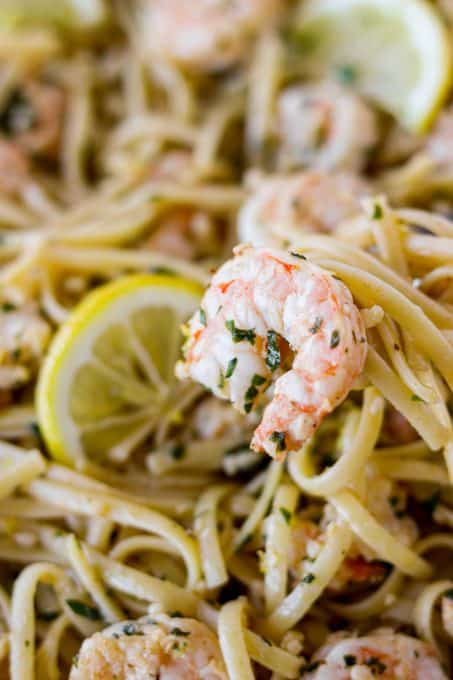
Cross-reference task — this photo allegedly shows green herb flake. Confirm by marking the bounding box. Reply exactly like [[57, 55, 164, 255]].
[[270, 431, 286, 452], [330, 329, 340, 349], [389, 496, 399, 508], [411, 394, 424, 402], [37, 610, 59, 622], [279, 507, 292, 525], [372, 204, 383, 220], [252, 374, 266, 386], [169, 611, 183, 617], [1, 301, 16, 312], [225, 357, 237, 378], [309, 316, 323, 334], [171, 627, 190, 637], [218, 371, 225, 389], [199, 308, 207, 326], [66, 599, 102, 621], [444, 589, 453, 600], [225, 319, 256, 345], [245, 385, 258, 402], [122, 623, 144, 636], [335, 64, 357, 85], [291, 251, 306, 260], [344, 654, 357, 667], [300, 660, 323, 673], [301, 573, 315, 584], [170, 444, 185, 461], [365, 657, 387, 674], [266, 330, 281, 371]]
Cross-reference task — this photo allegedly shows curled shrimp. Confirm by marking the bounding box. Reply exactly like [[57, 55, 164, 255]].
[[70, 614, 228, 680], [300, 630, 448, 679], [277, 81, 377, 172], [177, 245, 367, 458], [238, 171, 369, 247], [141, 0, 282, 71]]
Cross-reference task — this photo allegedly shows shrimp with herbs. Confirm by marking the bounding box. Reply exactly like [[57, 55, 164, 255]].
[[177, 245, 367, 458], [300, 630, 448, 679], [238, 171, 369, 246], [70, 614, 228, 680], [277, 81, 378, 172], [141, 0, 282, 72]]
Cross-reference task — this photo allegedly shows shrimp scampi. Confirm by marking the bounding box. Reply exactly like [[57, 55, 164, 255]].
[[238, 171, 369, 247], [277, 82, 378, 172], [69, 614, 228, 680], [300, 630, 448, 679], [177, 245, 367, 458], [141, 0, 283, 72]]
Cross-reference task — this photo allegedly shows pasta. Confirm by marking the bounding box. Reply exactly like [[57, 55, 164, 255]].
[[0, 1, 453, 678]]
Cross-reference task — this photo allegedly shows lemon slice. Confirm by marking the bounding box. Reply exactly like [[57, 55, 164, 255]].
[[292, 0, 452, 131], [36, 274, 202, 465]]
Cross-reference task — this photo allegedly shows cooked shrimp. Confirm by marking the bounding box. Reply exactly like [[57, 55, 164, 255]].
[[290, 474, 417, 592], [238, 171, 369, 246], [70, 614, 228, 680], [177, 245, 367, 458], [142, 0, 282, 71], [301, 630, 448, 679], [277, 82, 377, 172]]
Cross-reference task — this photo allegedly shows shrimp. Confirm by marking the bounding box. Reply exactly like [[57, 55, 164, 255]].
[[290, 473, 417, 592], [69, 614, 228, 680], [277, 82, 378, 172], [238, 171, 369, 247], [141, 0, 282, 71], [300, 630, 448, 679], [176, 245, 367, 458]]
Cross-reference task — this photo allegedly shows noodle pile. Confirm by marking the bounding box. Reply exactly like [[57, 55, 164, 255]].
[[0, 1, 452, 679]]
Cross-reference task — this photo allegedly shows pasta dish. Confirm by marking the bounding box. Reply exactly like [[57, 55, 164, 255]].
[[1, 1, 453, 678]]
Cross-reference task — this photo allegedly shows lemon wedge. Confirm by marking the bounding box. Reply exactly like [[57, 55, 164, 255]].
[[36, 274, 202, 465], [292, 0, 452, 132]]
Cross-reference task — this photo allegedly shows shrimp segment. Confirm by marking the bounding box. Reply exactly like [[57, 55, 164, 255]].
[[301, 630, 448, 679], [142, 0, 282, 71], [70, 614, 228, 680], [177, 245, 367, 458], [238, 171, 369, 247]]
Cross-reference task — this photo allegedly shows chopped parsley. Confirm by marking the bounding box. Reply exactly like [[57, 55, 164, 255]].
[[309, 316, 323, 334], [171, 627, 190, 637], [301, 573, 315, 584], [122, 623, 144, 636], [225, 319, 256, 345], [37, 610, 59, 622], [218, 371, 225, 389], [279, 507, 292, 525], [170, 444, 185, 460], [66, 599, 102, 621], [225, 357, 237, 378], [300, 660, 323, 673], [1, 301, 16, 312], [199, 308, 207, 326], [335, 64, 357, 85], [169, 611, 183, 617], [444, 589, 453, 600], [365, 657, 387, 674], [245, 385, 258, 402], [372, 203, 383, 220], [290, 251, 306, 260], [411, 394, 424, 402], [330, 329, 340, 349], [265, 330, 281, 371], [344, 654, 357, 667], [270, 431, 286, 452], [252, 374, 266, 386]]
